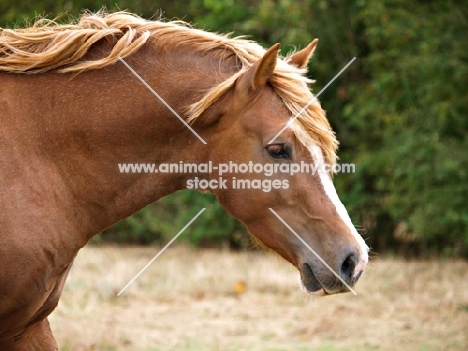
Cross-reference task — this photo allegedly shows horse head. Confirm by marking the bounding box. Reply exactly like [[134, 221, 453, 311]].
[[192, 42, 369, 295]]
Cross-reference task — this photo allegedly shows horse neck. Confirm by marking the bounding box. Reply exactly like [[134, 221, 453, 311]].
[[3, 46, 226, 241]]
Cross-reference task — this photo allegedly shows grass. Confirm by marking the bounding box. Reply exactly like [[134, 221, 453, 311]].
[[49, 246, 468, 351]]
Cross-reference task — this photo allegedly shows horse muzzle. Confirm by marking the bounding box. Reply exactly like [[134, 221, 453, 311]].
[[299, 251, 367, 295]]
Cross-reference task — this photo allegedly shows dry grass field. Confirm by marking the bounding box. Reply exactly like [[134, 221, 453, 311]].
[[49, 246, 468, 351]]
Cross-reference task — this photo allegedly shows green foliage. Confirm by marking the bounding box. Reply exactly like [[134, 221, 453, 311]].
[[95, 191, 249, 248], [337, 0, 468, 257], [2, 0, 467, 256]]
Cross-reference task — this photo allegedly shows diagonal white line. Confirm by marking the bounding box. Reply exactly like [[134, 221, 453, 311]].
[[118, 57, 207, 145], [268, 57, 356, 144], [117, 208, 206, 296], [268, 208, 357, 295]]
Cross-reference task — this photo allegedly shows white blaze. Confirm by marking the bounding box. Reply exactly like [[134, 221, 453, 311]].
[[310, 145, 369, 275]]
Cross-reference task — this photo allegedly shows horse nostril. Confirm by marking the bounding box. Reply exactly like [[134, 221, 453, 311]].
[[340, 254, 357, 282]]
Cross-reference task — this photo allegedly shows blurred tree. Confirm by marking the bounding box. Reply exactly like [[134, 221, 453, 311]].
[[338, 0, 468, 257], [2, 0, 467, 256], [96, 191, 248, 248]]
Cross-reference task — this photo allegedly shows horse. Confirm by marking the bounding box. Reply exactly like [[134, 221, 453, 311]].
[[0, 11, 368, 350]]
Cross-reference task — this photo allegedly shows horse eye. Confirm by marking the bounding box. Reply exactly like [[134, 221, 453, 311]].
[[266, 144, 290, 159]]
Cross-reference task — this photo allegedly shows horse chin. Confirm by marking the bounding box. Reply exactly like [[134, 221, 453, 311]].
[[310, 288, 327, 296], [299, 264, 328, 296]]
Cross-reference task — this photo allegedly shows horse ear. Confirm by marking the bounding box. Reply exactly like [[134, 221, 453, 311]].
[[236, 43, 280, 96], [288, 39, 318, 69]]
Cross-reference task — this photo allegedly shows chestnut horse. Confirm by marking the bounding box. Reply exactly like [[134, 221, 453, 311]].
[[0, 12, 368, 350]]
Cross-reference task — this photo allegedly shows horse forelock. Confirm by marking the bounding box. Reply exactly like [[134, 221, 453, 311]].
[[0, 10, 337, 165], [187, 51, 338, 167]]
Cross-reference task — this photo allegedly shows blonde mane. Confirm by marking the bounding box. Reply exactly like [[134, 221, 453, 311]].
[[0, 11, 338, 165]]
